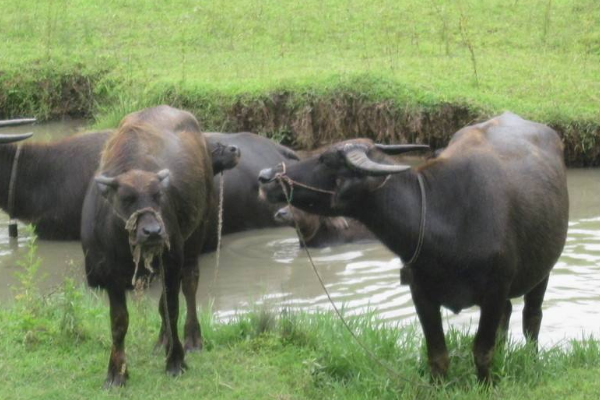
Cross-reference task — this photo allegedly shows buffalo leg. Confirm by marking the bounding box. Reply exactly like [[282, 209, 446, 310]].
[[155, 262, 202, 353], [522, 276, 549, 347], [473, 284, 509, 383], [161, 268, 187, 375], [497, 300, 513, 339], [182, 261, 202, 352], [104, 287, 129, 388], [411, 284, 448, 380]]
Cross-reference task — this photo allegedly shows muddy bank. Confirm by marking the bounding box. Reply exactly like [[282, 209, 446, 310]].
[[222, 93, 600, 167], [1, 73, 598, 165]]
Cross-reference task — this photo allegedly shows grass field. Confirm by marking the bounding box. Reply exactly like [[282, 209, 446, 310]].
[[3, 278, 600, 400], [1, 0, 599, 163]]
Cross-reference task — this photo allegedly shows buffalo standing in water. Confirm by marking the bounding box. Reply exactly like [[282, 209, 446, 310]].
[[81, 106, 214, 387], [259, 112, 569, 382]]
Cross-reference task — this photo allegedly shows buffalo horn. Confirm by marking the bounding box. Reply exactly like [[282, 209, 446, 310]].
[[344, 149, 410, 176], [0, 118, 36, 128], [374, 144, 430, 155], [95, 175, 118, 187], [0, 132, 33, 144]]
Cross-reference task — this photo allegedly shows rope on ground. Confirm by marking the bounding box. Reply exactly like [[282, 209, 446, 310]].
[[278, 179, 430, 392]]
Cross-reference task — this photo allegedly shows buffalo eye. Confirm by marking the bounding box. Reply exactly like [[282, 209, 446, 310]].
[[121, 194, 137, 206], [152, 191, 162, 202], [319, 152, 342, 168]]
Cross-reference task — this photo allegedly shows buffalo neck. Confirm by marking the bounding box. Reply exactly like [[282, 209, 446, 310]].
[[352, 171, 424, 264]]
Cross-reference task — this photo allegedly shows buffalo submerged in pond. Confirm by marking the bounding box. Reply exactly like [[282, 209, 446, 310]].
[[273, 205, 375, 248], [81, 106, 215, 387], [259, 112, 569, 382]]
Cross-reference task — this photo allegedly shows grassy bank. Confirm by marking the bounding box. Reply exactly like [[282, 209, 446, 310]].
[[1, 0, 599, 164], [2, 233, 600, 399]]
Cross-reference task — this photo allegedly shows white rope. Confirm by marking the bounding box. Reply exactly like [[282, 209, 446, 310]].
[[212, 172, 225, 286]]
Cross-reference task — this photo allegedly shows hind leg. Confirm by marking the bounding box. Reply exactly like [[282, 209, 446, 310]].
[[182, 261, 202, 352], [522, 277, 549, 348]]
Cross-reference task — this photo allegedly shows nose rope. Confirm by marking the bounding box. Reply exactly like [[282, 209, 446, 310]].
[[124, 207, 170, 287], [273, 163, 336, 196]]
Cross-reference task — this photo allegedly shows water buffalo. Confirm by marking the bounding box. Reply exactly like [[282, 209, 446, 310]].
[[81, 105, 215, 387], [0, 130, 110, 239], [204, 132, 299, 234], [273, 205, 375, 248], [258, 112, 569, 382]]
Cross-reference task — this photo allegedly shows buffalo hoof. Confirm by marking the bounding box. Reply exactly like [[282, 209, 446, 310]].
[[154, 333, 169, 353], [166, 359, 188, 376], [184, 334, 203, 353], [103, 370, 128, 389]]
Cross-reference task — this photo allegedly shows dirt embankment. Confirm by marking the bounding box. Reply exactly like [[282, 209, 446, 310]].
[[223, 93, 600, 167], [1, 77, 598, 166]]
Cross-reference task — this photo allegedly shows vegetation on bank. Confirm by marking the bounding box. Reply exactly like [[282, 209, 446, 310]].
[[1, 231, 600, 399], [1, 0, 599, 164]]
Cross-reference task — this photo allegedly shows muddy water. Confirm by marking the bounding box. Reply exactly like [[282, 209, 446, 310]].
[[0, 121, 598, 346]]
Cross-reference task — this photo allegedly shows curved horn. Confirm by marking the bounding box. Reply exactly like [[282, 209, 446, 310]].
[[0, 118, 36, 128], [0, 132, 33, 144], [374, 144, 430, 155], [344, 149, 410, 176]]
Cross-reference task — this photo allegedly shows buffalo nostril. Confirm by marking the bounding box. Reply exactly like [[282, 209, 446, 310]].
[[142, 225, 161, 236], [258, 168, 274, 183]]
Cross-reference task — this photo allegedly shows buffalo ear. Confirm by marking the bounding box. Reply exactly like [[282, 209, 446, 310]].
[[95, 175, 118, 198], [157, 169, 170, 189]]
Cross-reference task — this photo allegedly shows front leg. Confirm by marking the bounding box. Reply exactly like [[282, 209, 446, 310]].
[[410, 283, 448, 381], [522, 277, 549, 348], [104, 287, 129, 388], [160, 259, 187, 376], [473, 282, 510, 383]]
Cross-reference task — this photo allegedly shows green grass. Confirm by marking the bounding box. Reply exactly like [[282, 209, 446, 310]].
[[1, 0, 599, 164], [3, 231, 600, 399]]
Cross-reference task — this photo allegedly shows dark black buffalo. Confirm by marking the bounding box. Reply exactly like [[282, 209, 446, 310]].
[[0, 130, 111, 239], [204, 132, 299, 234], [259, 112, 569, 382], [81, 106, 215, 387], [274, 205, 375, 248]]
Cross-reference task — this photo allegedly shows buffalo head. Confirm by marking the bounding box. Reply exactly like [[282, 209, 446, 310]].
[[0, 132, 33, 144], [95, 169, 170, 248], [210, 142, 241, 174], [259, 139, 428, 215]]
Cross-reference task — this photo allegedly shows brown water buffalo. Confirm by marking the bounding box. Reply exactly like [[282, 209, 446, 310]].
[[259, 112, 569, 382], [81, 105, 214, 387], [273, 205, 375, 248]]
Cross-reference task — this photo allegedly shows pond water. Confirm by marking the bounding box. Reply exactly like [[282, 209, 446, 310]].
[[0, 121, 598, 346]]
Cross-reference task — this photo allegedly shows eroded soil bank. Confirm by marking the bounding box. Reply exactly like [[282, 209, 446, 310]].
[[1, 72, 598, 166]]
